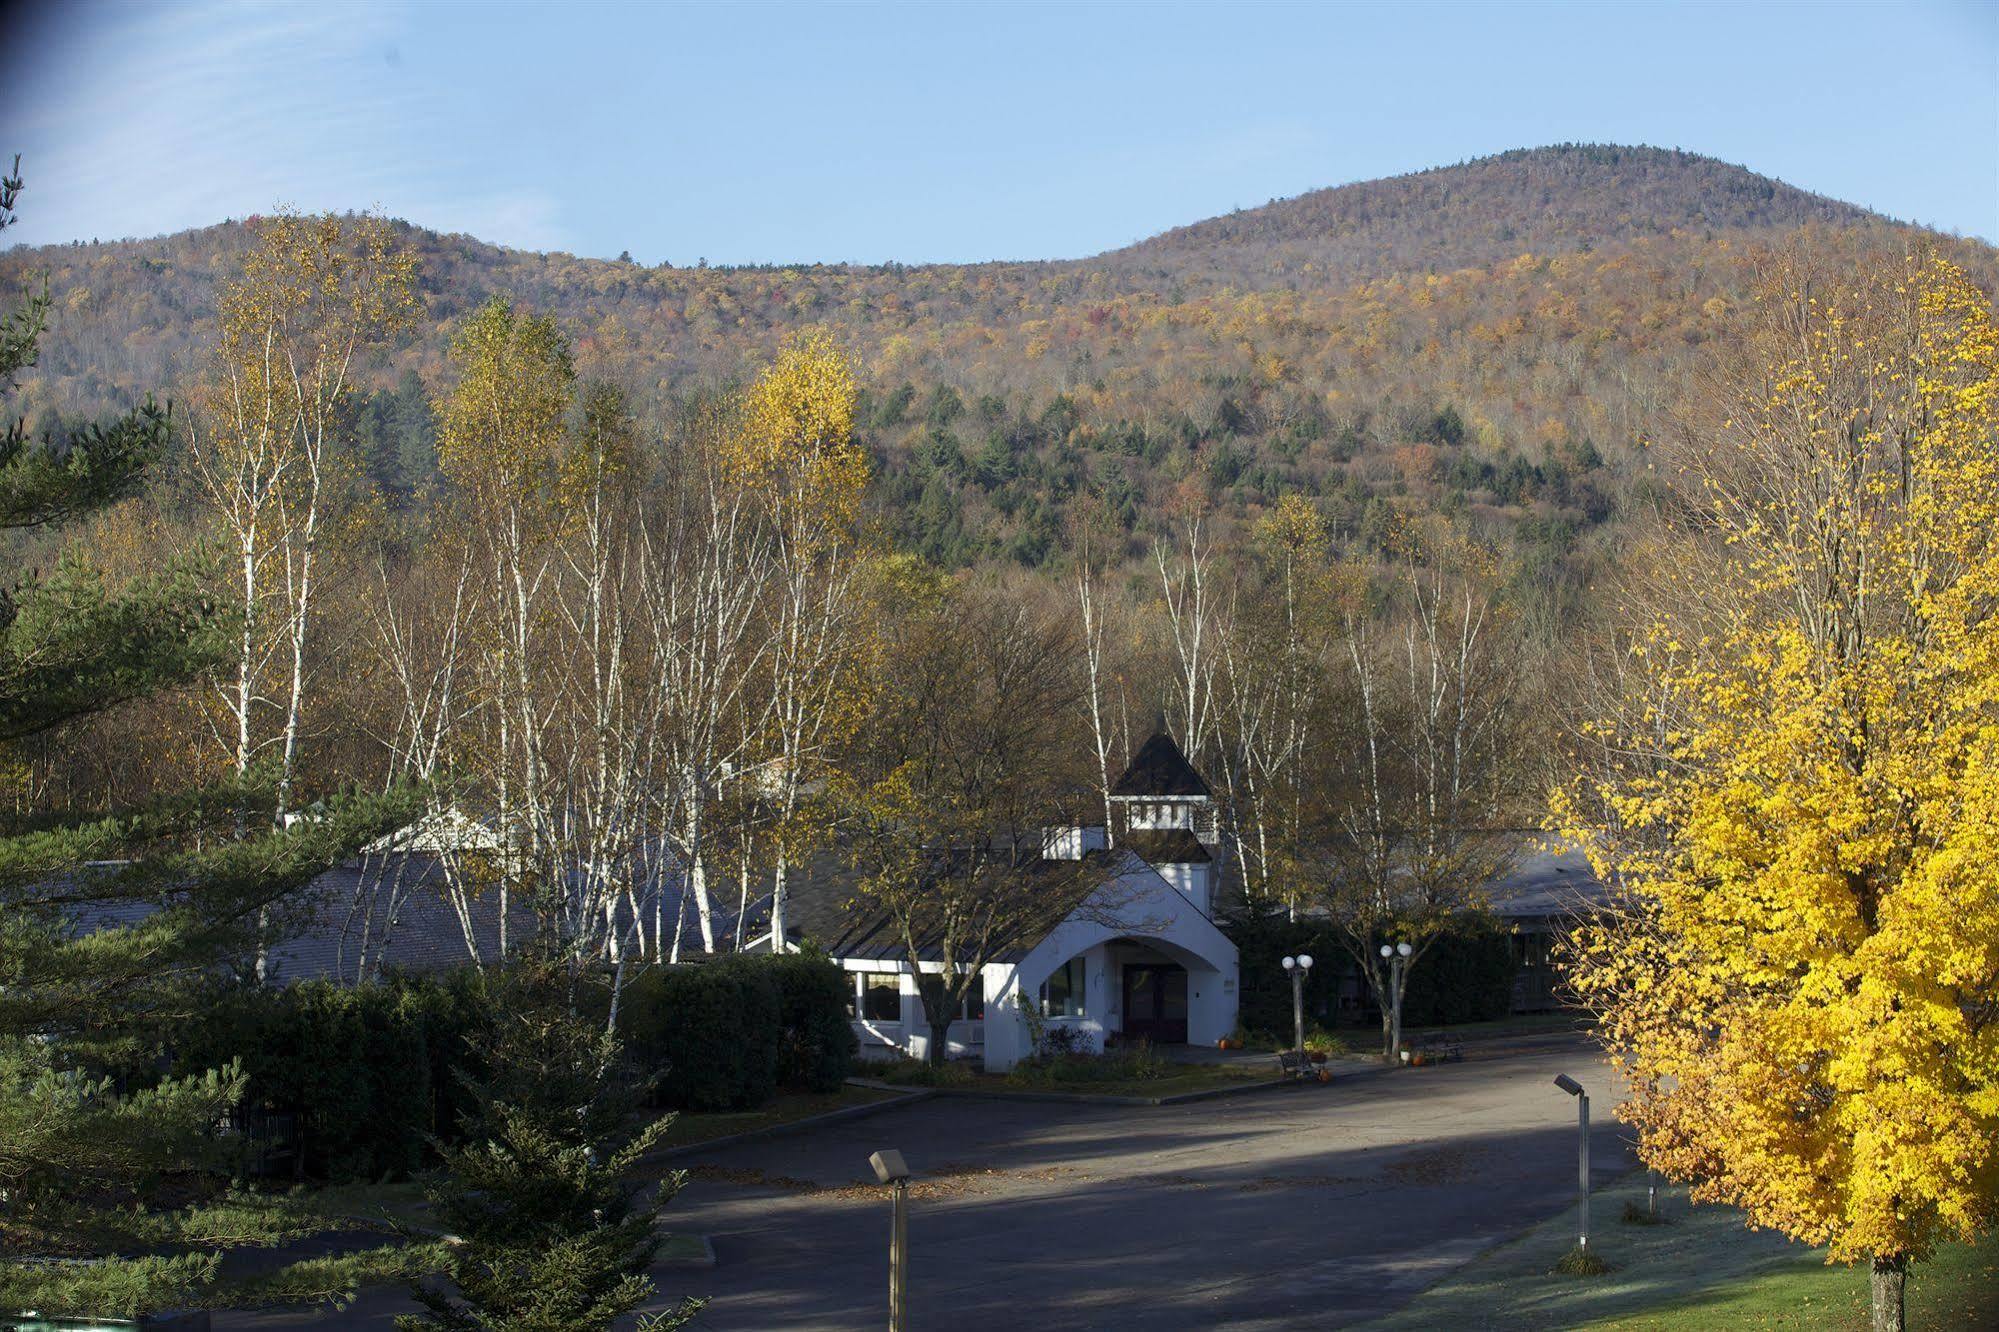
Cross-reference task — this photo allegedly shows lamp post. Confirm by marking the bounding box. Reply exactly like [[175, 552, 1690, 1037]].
[[870, 1149, 912, 1329], [1553, 1074, 1591, 1252], [1280, 954, 1313, 1062], [1379, 940, 1412, 1063]]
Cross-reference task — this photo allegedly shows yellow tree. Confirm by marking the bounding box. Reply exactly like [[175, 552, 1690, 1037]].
[[433, 296, 575, 960], [188, 210, 415, 817], [722, 330, 871, 950], [1219, 492, 1337, 908], [1557, 250, 1999, 1332]]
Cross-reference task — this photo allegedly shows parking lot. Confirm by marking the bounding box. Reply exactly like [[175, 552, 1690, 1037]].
[[224, 1039, 1625, 1330]]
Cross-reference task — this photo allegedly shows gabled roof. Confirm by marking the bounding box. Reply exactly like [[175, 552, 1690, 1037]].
[[745, 845, 1131, 964], [1111, 730, 1212, 798], [1121, 828, 1212, 865]]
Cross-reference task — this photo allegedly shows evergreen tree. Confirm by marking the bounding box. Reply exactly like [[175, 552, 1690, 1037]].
[[390, 366, 440, 498], [400, 956, 702, 1332], [0, 159, 432, 1318]]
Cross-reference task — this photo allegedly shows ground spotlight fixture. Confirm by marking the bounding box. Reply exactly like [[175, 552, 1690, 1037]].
[[870, 1150, 912, 1329], [1551, 1076, 1591, 1251]]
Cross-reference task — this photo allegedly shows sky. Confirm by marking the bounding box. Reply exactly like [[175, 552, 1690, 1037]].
[[1, 0, 1994, 264]]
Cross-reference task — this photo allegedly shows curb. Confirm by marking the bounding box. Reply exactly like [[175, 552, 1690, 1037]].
[[651, 1089, 934, 1163], [846, 1074, 1306, 1107]]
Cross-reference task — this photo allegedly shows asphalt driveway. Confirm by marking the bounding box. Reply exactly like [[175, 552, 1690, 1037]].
[[222, 1040, 1628, 1330]]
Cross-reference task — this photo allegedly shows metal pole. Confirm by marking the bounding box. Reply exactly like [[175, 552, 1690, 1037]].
[[1577, 1092, 1591, 1251], [1388, 957, 1403, 1063], [889, 1177, 908, 1330], [1291, 968, 1306, 1063]]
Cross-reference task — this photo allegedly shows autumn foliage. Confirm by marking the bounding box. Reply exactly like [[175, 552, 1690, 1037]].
[[1557, 251, 1999, 1319]]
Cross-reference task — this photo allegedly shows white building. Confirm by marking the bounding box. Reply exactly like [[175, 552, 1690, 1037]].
[[763, 728, 1239, 1071]]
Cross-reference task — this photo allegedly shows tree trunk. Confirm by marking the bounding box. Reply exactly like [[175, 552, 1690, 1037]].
[[769, 845, 789, 953], [1869, 1254, 1905, 1332], [917, 976, 953, 1066]]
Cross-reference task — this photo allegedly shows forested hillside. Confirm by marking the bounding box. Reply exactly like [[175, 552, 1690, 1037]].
[[3, 145, 1989, 591]]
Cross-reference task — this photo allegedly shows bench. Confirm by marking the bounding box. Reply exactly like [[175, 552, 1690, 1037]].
[[1275, 1050, 1321, 1081], [1414, 1033, 1465, 1063]]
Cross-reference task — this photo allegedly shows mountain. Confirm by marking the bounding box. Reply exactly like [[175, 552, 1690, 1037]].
[[1103, 145, 1887, 284], [3, 145, 1989, 582]]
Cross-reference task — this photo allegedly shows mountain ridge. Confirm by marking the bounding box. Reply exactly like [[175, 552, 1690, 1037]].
[[0, 143, 1924, 279], [3, 144, 1991, 580]]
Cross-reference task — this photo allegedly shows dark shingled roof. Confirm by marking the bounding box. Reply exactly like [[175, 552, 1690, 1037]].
[[1481, 848, 1617, 920], [63, 851, 757, 984], [746, 846, 1135, 963], [1121, 828, 1212, 865], [1110, 731, 1212, 798]]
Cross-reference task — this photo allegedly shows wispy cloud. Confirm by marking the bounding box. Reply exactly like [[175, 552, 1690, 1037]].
[[0, 0, 570, 252]]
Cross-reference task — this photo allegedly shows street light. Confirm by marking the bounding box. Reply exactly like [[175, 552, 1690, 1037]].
[[1379, 941, 1413, 1064], [870, 1149, 912, 1329], [1281, 954, 1313, 1065], [1553, 1074, 1591, 1253]]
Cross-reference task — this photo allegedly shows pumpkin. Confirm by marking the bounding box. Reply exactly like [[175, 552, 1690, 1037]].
[[1316, 1070, 1332, 1084]]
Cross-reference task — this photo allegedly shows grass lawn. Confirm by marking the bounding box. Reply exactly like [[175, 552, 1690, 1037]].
[[655, 1231, 712, 1265], [652, 1084, 908, 1150], [1364, 1172, 1998, 1331]]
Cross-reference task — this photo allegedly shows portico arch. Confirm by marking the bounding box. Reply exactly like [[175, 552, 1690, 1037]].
[[982, 885, 1239, 1070]]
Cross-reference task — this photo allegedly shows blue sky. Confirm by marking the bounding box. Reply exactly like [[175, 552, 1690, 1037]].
[[2, 0, 1994, 263]]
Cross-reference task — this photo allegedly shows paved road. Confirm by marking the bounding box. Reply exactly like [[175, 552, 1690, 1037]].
[[223, 1040, 1629, 1330]]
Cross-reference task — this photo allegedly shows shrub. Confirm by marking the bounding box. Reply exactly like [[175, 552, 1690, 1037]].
[[1036, 1024, 1087, 1058], [619, 956, 790, 1111], [1552, 1245, 1612, 1277], [1400, 921, 1517, 1025], [1009, 1041, 1168, 1087], [1221, 907, 1520, 1032], [1620, 1198, 1671, 1226], [763, 951, 858, 1092], [171, 969, 481, 1181], [1219, 903, 1342, 1034], [875, 1056, 976, 1088]]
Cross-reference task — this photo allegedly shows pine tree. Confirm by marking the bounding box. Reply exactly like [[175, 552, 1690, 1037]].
[[0, 159, 434, 1319], [399, 956, 702, 1332]]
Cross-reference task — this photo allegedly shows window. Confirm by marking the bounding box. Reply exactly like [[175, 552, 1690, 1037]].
[[1040, 957, 1085, 1018], [859, 972, 902, 1023], [959, 987, 985, 1022]]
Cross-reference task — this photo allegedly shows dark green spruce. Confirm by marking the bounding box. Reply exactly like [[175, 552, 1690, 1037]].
[[0, 157, 435, 1321], [399, 953, 703, 1332]]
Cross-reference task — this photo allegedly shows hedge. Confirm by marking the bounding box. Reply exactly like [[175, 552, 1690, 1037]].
[[618, 952, 853, 1109], [1399, 920, 1517, 1025], [171, 970, 483, 1181], [763, 950, 860, 1093], [1221, 905, 1518, 1034], [170, 951, 857, 1177], [1221, 905, 1344, 1037]]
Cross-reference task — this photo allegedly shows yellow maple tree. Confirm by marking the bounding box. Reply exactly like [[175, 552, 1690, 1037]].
[[1556, 250, 1999, 1331]]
